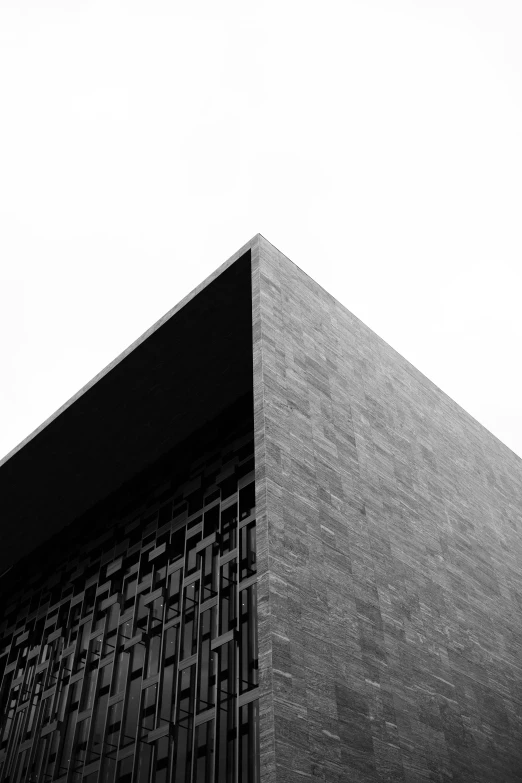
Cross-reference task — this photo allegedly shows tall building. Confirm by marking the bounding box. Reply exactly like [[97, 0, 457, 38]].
[[1, 235, 522, 783]]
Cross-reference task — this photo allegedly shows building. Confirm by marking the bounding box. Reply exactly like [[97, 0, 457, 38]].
[[1, 234, 522, 783]]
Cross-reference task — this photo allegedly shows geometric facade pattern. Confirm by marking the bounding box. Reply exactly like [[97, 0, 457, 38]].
[[0, 422, 258, 783]]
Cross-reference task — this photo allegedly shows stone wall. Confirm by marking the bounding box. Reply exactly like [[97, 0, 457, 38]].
[[253, 235, 522, 783]]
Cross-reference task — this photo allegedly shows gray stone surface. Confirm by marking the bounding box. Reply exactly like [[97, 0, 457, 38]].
[[252, 235, 522, 782]]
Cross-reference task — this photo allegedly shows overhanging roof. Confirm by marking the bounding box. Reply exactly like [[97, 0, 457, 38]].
[[0, 238, 256, 577]]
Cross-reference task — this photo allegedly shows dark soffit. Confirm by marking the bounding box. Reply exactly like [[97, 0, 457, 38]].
[[0, 243, 254, 577]]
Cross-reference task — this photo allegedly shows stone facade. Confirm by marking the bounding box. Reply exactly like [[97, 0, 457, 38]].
[[252, 236, 522, 783]]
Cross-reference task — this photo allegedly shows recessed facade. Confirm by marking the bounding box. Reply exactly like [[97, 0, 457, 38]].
[[1, 235, 522, 783]]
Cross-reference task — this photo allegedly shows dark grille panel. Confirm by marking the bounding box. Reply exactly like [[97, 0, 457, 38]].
[[0, 428, 259, 783]]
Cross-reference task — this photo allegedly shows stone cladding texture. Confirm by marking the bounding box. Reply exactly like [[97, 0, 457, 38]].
[[252, 236, 522, 783]]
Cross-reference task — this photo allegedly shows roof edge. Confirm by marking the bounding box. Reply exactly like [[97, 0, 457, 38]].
[[0, 234, 261, 469]]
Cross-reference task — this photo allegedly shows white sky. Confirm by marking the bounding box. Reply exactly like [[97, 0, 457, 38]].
[[1, 0, 521, 461]]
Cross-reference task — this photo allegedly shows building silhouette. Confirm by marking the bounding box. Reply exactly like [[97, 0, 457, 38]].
[[1, 235, 522, 783]]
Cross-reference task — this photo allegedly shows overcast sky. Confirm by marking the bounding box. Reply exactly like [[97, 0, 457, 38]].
[[1, 0, 521, 461]]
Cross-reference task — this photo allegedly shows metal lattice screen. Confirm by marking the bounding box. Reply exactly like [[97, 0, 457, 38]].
[[0, 428, 259, 783]]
